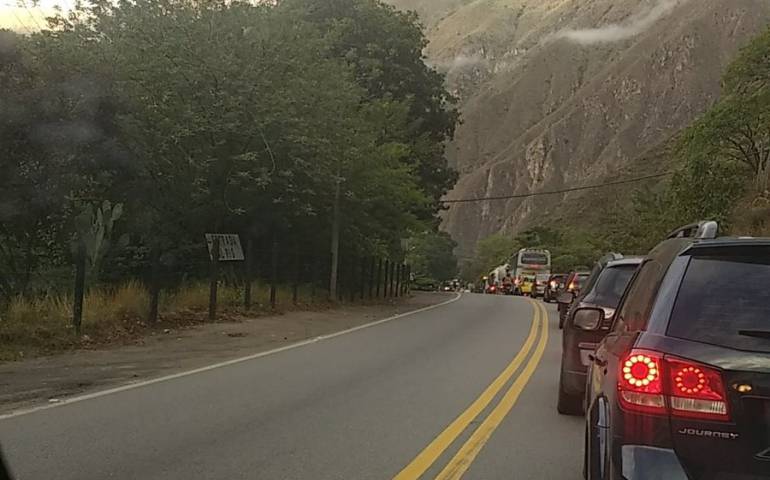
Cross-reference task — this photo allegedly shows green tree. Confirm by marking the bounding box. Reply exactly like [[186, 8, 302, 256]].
[[0, 29, 125, 302], [407, 231, 458, 281], [2, 0, 455, 317], [670, 27, 770, 222], [280, 0, 460, 216], [723, 27, 770, 97], [462, 234, 517, 281]]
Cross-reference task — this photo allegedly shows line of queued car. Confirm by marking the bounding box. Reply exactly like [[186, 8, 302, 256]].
[[554, 221, 770, 480]]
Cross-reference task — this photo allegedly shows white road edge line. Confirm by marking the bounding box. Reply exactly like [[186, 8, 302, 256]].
[[0, 292, 462, 421]]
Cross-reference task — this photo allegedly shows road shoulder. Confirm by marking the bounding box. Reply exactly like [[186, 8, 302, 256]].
[[0, 292, 454, 415]]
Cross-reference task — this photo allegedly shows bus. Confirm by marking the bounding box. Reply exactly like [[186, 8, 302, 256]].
[[513, 248, 551, 296]]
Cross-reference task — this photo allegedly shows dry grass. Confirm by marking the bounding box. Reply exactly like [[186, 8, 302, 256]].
[[1, 293, 78, 360], [0, 280, 336, 361]]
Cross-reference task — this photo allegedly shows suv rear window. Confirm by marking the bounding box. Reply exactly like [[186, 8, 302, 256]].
[[668, 255, 770, 353], [583, 265, 637, 308]]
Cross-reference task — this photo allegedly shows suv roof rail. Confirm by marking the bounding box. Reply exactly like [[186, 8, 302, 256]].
[[598, 252, 624, 264], [667, 221, 719, 240]]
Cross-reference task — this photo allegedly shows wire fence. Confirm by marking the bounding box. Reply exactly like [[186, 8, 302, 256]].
[[57, 234, 413, 332]]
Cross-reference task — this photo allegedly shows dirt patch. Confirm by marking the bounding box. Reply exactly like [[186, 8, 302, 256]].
[[0, 292, 453, 415]]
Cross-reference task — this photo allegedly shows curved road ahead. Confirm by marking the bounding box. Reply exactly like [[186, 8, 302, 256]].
[[0, 294, 583, 479]]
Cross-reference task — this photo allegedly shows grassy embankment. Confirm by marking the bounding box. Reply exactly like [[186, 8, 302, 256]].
[[0, 281, 334, 362]]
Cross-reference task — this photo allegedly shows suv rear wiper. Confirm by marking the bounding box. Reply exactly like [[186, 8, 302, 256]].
[[738, 329, 770, 339]]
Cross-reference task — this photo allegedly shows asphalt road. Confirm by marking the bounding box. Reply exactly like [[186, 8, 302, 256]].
[[0, 293, 583, 480]]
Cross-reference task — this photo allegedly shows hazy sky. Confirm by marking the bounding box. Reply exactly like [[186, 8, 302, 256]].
[[0, 0, 65, 32]]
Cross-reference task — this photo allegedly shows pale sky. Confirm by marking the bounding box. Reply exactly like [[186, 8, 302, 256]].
[[0, 0, 69, 32]]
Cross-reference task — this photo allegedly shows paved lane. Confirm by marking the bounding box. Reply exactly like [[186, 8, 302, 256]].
[[0, 294, 582, 479], [459, 302, 584, 480]]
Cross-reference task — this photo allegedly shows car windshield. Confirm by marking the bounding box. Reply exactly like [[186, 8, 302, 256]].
[[582, 265, 637, 308], [668, 255, 770, 353], [1, 0, 768, 477]]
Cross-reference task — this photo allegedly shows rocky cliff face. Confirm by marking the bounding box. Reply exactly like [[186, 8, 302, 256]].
[[387, 0, 770, 255]]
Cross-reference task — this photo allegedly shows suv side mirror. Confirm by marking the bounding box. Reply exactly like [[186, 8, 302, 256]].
[[573, 307, 604, 331]]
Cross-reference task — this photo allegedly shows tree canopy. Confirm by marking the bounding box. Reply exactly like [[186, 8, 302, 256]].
[[0, 0, 460, 304]]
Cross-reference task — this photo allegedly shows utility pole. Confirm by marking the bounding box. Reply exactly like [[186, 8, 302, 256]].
[[329, 176, 341, 301]]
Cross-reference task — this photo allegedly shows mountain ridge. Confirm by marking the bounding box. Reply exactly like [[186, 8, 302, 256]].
[[386, 0, 770, 255]]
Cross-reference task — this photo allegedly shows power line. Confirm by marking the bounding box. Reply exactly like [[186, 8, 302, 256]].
[[440, 171, 673, 204], [4, 1, 34, 34], [19, 0, 44, 31]]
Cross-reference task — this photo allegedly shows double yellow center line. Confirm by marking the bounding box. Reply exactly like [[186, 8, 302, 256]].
[[393, 300, 549, 480]]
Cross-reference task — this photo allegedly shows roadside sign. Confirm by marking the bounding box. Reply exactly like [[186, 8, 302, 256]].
[[205, 234, 245, 261]]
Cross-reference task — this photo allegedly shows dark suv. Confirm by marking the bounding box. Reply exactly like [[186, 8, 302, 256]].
[[583, 221, 770, 479], [558, 269, 591, 327], [557, 257, 642, 415]]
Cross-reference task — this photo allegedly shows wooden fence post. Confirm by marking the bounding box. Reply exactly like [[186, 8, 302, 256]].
[[349, 257, 356, 302], [208, 237, 220, 321], [368, 257, 375, 299], [359, 257, 367, 301], [147, 245, 161, 324], [244, 237, 253, 309], [292, 248, 300, 305], [72, 241, 87, 335], [269, 237, 278, 309], [395, 263, 401, 298], [383, 260, 390, 297]]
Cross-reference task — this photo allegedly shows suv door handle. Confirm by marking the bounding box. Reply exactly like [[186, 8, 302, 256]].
[[588, 353, 607, 367]]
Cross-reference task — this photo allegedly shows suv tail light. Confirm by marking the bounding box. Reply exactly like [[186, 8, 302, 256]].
[[667, 357, 728, 420], [618, 350, 729, 421], [619, 352, 666, 415]]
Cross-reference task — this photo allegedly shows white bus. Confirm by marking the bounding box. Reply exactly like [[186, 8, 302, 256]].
[[513, 249, 551, 296]]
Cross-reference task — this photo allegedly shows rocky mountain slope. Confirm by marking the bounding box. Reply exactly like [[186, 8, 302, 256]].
[[387, 0, 770, 255]]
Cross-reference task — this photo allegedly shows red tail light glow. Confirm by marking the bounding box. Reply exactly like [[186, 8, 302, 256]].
[[617, 350, 729, 421], [619, 351, 665, 415], [667, 357, 728, 420], [623, 354, 659, 388]]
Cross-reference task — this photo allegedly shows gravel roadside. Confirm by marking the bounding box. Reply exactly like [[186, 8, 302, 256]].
[[0, 292, 455, 415]]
